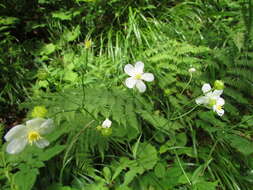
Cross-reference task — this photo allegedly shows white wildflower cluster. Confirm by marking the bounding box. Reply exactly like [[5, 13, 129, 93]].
[[123, 61, 225, 117], [4, 61, 226, 155], [196, 83, 225, 116]]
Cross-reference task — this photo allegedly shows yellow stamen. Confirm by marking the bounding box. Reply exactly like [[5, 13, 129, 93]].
[[135, 74, 142, 80], [217, 105, 222, 111], [84, 40, 92, 49], [28, 131, 41, 144]]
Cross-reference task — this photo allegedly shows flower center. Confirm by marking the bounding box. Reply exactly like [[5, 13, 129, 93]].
[[28, 131, 41, 144], [208, 99, 217, 107], [217, 105, 222, 111], [135, 74, 142, 80]]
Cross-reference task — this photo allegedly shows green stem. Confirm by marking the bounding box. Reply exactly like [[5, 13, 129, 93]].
[[180, 74, 192, 95], [59, 120, 94, 184], [170, 105, 198, 121]]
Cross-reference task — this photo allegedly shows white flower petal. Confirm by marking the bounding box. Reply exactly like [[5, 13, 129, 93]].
[[141, 73, 154, 82], [202, 83, 212, 94], [125, 77, 137, 88], [202, 83, 211, 94], [26, 118, 46, 129], [102, 119, 112, 128], [35, 139, 50, 148], [212, 90, 223, 97], [35, 119, 54, 135], [195, 96, 209, 105], [4, 125, 27, 142], [217, 97, 225, 106], [124, 64, 135, 76], [136, 80, 146, 93], [188, 68, 196, 73], [134, 61, 144, 74], [6, 138, 27, 154]]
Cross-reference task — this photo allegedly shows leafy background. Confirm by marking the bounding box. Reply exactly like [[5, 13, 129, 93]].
[[0, 0, 253, 190]]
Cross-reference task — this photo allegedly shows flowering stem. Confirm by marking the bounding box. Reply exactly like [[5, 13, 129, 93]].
[[170, 105, 198, 121], [174, 150, 192, 186], [59, 120, 95, 184], [180, 74, 192, 95]]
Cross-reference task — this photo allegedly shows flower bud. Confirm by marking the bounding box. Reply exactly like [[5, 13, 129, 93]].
[[31, 106, 48, 118], [188, 67, 196, 73], [101, 128, 112, 136], [214, 80, 224, 90], [84, 39, 92, 49], [164, 89, 171, 95]]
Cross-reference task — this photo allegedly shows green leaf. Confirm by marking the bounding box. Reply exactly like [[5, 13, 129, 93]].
[[123, 166, 144, 186], [176, 132, 187, 146], [193, 181, 218, 190], [14, 168, 39, 190], [0, 16, 19, 25], [103, 167, 111, 182], [40, 43, 56, 55], [154, 163, 166, 178], [63, 26, 81, 42], [136, 143, 158, 170], [39, 145, 66, 161], [225, 134, 253, 156], [63, 70, 78, 82], [52, 11, 72, 20]]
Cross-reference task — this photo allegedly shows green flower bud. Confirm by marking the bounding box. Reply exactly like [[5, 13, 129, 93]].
[[214, 80, 224, 90], [31, 106, 48, 118], [164, 89, 171, 95], [101, 128, 112, 136], [84, 39, 92, 49]]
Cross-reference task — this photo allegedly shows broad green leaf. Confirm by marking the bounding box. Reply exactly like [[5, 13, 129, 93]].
[[136, 143, 158, 170], [193, 181, 218, 190], [39, 145, 66, 161], [14, 168, 39, 190], [63, 70, 78, 82], [154, 163, 166, 178], [225, 134, 253, 156]]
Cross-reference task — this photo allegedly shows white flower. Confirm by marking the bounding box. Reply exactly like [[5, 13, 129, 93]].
[[213, 97, 225, 116], [196, 83, 225, 116], [4, 118, 54, 154], [188, 67, 196, 73], [195, 83, 223, 106], [124, 61, 154, 93], [102, 118, 112, 128]]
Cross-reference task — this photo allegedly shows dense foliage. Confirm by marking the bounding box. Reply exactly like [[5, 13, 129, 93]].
[[0, 0, 253, 190]]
